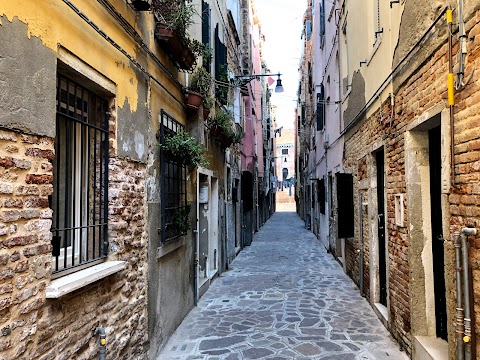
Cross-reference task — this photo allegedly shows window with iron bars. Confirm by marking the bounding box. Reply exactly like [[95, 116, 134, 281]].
[[159, 110, 188, 242], [50, 75, 109, 276]]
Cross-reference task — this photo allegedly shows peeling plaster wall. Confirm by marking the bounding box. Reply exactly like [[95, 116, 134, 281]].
[[343, 70, 366, 128], [0, 17, 56, 137], [0, 1, 195, 359]]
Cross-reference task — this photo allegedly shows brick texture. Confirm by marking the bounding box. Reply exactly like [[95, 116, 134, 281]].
[[343, 10, 480, 357], [0, 123, 148, 359]]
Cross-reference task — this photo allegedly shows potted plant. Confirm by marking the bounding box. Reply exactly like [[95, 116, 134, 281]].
[[172, 204, 191, 234], [203, 95, 215, 119], [165, 204, 191, 239], [186, 67, 212, 113], [160, 130, 209, 168], [153, 0, 197, 71], [208, 109, 235, 147], [232, 128, 244, 145]]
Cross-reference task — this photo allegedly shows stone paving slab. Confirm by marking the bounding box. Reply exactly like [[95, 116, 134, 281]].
[[157, 212, 408, 360]]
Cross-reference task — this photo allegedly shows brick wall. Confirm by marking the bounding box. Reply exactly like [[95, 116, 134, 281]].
[[0, 124, 148, 359], [343, 9, 480, 356]]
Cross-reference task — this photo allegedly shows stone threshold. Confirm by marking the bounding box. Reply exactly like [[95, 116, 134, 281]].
[[46, 261, 127, 298], [414, 336, 448, 360], [373, 302, 389, 328]]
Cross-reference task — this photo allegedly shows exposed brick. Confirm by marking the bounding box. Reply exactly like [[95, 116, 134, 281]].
[[14, 186, 40, 196], [23, 198, 49, 209], [5, 145, 19, 153], [0, 157, 15, 169], [3, 198, 23, 208], [0, 269, 14, 281], [0, 284, 13, 295], [25, 174, 53, 185], [0, 130, 17, 142], [13, 286, 38, 305], [24, 220, 51, 232], [24, 148, 54, 161], [14, 260, 29, 273], [0, 184, 13, 195], [10, 252, 20, 262], [0, 254, 8, 266], [12, 158, 31, 170], [18, 298, 45, 315], [2, 235, 38, 249], [23, 244, 51, 258], [0, 298, 12, 312]]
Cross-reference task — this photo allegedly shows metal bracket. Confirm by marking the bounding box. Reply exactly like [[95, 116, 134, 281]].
[[390, 0, 400, 8]]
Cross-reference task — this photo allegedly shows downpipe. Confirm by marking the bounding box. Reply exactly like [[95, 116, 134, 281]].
[[94, 327, 107, 360], [460, 227, 476, 360], [359, 193, 365, 297], [454, 231, 464, 360]]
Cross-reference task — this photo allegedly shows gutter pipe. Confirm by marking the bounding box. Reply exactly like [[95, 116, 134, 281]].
[[460, 227, 476, 360], [454, 231, 464, 360], [94, 327, 107, 360], [359, 192, 364, 297]]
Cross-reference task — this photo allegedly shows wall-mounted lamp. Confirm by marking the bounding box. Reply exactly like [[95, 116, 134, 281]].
[[235, 73, 284, 93]]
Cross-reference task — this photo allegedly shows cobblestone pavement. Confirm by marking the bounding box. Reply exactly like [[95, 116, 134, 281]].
[[158, 212, 408, 360]]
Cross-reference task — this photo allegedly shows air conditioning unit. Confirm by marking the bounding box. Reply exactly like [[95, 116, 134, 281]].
[[323, 132, 329, 149]]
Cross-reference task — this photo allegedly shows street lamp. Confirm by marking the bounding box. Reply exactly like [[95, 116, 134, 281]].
[[235, 73, 284, 93]]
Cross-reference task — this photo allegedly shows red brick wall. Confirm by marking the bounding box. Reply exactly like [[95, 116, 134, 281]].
[[0, 119, 149, 359], [343, 10, 480, 356]]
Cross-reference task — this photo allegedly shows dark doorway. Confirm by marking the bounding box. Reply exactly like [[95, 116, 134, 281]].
[[241, 172, 254, 246], [429, 125, 447, 340], [376, 149, 387, 307], [336, 173, 354, 238]]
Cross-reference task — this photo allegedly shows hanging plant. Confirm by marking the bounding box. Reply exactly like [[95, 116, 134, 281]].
[[172, 204, 191, 234], [161, 130, 209, 167], [188, 66, 212, 96], [208, 109, 236, 147]]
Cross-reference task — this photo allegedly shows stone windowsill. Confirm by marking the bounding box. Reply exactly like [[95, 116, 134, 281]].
[[414, 336, 448, 360], [156, 236, 185, 259], [46, 261, 127, 299]]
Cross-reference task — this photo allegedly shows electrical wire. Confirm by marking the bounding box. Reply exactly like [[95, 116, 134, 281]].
[[62, 0, 186, 108]]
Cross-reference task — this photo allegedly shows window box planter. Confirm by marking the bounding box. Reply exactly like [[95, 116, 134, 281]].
[[155, 23, 196, 71]]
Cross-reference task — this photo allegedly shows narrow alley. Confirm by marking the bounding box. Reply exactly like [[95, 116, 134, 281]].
[[159, 212, 407, 360]]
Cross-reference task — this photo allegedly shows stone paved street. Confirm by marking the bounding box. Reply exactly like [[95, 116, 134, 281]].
[[158, 212, 408, 360]]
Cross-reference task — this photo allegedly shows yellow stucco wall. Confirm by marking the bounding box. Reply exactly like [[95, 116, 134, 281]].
[[0, 0, 186, 121]]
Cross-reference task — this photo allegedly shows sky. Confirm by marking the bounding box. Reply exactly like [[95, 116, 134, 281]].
[[255, 0, 305, 129]]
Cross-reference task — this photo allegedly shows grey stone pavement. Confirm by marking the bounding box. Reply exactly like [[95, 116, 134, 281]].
[[158, 212, 408, 360]]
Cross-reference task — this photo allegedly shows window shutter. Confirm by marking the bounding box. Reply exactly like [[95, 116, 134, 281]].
[[317, 83, 324, 131], [202, 2, 211, 71], [306, 20, 312, 40], [318, 178, 325, 214], [337, 173, 354, 238], [215, 24, 220, 80]]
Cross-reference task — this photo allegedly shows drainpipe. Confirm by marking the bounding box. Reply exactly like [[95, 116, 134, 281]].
[[447, 7, 455, 187], [359, 192, 364, 297], [94, 327, 107, 360], [460, 227, 476, 360], [454, 231, 464, 360]]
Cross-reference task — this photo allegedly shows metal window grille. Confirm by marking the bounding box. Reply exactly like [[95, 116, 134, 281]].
[[159, 110, 188, 243], [51, 75, 109, 275]]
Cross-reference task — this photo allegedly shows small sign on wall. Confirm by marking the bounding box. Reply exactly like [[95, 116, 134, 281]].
[[394, 194, 405, 227]]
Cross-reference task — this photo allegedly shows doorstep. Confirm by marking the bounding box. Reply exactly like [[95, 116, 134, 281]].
[[414, 336, 448, 360]]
